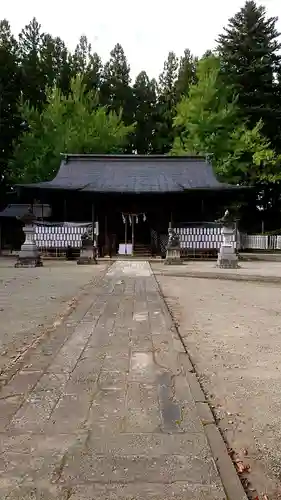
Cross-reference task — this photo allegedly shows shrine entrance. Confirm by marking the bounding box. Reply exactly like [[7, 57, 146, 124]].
[[119, 211, 150, 255]]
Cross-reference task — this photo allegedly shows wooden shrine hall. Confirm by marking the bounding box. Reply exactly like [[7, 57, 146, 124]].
[[16, 154, 241, 257]]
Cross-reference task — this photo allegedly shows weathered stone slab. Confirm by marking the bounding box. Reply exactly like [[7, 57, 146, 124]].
[[58, 483, 226, 500], [126, 382, 161, 432], [46, 393, 92, 433], [61, 452, 220, 485], [8, 391, 58, 432]]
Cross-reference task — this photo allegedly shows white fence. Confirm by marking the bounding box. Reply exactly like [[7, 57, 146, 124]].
[[174, 227, 281, 252], [241, 234, 281, 251]]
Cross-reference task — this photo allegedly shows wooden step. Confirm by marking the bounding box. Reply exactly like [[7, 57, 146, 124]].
[[133, 244, 152, 256]]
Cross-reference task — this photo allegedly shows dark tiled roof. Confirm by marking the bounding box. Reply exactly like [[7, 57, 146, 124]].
[[0, 204, 51, 218], [18, 154, 236, 194]]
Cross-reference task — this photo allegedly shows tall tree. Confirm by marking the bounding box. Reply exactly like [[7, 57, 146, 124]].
[[0, 20, 22, 199], [10, 76, 134, 183], [158, 51, 179, 96], [153, 51, 179, 153], [175, 48, 197, 98], [18, 17, 46, 109], [172, 56, 280, 186], [85, 51, 102, 92], [172, 56, 238, 162], [72, 35, 102, 91], [100, 43, 134, 151], [217, 0, 281, 149], [40, 34, 72, 94], [132, 71, 157, 153], [72, 35, 91, 74]]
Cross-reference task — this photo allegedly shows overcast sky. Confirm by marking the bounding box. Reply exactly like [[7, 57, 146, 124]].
[[2, 0, 281, 80]]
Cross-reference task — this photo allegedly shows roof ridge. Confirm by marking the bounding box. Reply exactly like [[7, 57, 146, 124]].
[[61, 153, 207, 162]]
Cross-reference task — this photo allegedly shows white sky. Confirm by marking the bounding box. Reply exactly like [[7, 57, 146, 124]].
[[2, 0, 281, 80]]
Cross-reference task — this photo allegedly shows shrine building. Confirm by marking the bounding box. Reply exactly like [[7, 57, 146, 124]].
[[12, 154, 243, 257]]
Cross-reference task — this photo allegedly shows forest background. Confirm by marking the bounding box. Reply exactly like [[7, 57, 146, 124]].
[[1, 1, 281, 227]]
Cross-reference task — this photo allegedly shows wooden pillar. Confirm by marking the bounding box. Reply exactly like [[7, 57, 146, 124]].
[[63, 199, 67, 222], [124, 216, 128, 252], [132, 215, 135, 254], [169, 212, 173, 229], [104, 214, 108, 256], [91, 203, 95, 238]]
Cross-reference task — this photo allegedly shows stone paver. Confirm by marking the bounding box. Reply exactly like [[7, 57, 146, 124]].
[[0, 261, 226, 499]]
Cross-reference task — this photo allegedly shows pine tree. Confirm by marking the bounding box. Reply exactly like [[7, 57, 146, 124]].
[[18, 17, 46, 109], [72, 35, 102, 91], [85, 52, 102, 91], [153, 51, 178, 153], [132, 71, 157, 153], [175, 48, 197, 98], [72, 35, 91, 74], [100, 44, 132, 119], [40, 34, 72, 94], [0, 20, 22, 198], [217, 0, 281, 149], [100, 43, 134, 151]]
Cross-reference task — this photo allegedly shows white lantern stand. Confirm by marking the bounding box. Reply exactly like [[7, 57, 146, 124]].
[[217, 225, 239, 269], [15, 211, 43, 268]]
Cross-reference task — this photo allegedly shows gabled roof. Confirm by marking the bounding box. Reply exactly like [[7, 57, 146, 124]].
[[17, 154, 236, 194]]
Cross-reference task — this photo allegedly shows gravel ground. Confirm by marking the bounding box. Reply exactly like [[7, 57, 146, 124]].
[[0, 258, 107, 376], [153, 260, 281, 280], [156, 274, 281, 499]]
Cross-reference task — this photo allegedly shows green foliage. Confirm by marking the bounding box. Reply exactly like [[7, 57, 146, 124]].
[[71, 36, 102, 91], [18, 18, 46, 109], [153, 52, 179, 153], [100, 43, 133, 121], [172, 55, 281, 185], [10, 76, 134, 183], [175, 49, 197, 98], [132, 71, 157, 153], [1, 1, 281, 222], [217, 0, 281, 149], [40, 34, 72, 94], [172, 56, 238, 160], [216, 122, 281, 184], [0, 20, 22, 198]]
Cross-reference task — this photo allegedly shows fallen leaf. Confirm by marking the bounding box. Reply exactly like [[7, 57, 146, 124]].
[[235, 460, 250, 474]]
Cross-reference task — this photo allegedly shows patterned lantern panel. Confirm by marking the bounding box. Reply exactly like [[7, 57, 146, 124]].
[[34, 223, 92, 250]]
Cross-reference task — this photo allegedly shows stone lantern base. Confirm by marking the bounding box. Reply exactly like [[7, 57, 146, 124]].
[[15, 253, 43, 268], [165, 246, 182, 265], [217, 246, 239, 269], [77, 245, 97, 265], [15, 224, 43, 268]]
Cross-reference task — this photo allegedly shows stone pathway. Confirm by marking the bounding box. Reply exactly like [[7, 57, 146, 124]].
[[0, 261, 226, 499]]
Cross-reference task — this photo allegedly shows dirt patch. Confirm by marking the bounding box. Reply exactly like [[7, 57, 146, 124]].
[[157, 275, 281, 499], [0, 259, 107, 377]]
